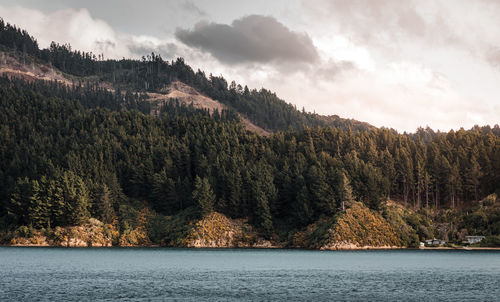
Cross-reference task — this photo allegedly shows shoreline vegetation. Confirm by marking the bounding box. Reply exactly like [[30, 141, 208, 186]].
[[2, 198, 499, 250]]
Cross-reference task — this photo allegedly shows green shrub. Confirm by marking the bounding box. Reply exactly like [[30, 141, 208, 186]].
[[16, 225, 35, 238], [146, 214, 170, 244], [480, 235, 500, 247]]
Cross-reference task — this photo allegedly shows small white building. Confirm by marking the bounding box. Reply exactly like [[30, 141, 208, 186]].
[[465, 236, 485, 244], [424, 238, 446, 246]]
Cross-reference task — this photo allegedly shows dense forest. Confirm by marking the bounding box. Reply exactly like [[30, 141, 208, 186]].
[[0, 18, 499, 247]]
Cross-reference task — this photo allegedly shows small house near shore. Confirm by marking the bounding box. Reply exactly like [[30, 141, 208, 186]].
[[465, 236, 485, 244], [424, 238, 446, 246]]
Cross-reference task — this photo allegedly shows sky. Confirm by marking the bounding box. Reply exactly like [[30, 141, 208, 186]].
[[0, 0, 499, 132]]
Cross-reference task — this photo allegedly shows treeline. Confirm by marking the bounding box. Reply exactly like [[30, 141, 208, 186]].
[[1, 77, 498, 237], [0, 17, 372, 132]]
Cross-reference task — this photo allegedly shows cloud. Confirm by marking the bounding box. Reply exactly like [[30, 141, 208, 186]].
[[266, 63, 498, 132], [126, 36, 179, 59], [302, 0, 500, 62], [180, 0, 207, 17], [303, 0, 443, 45], [0, 5, 194, 61], [0, 5, 132, 58], [175, 15, 319, 65], [313, 60, 356, 82]]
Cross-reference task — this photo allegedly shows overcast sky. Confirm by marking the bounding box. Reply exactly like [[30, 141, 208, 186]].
[[1, 0, 499, 132]]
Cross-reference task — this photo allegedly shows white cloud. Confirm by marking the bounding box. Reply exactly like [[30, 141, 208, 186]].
[[0, 6, 132, 58]]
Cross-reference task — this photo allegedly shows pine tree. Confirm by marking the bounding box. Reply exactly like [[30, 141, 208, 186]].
[[8, 177, 32, 226], [62, 172, 90, 225], [381, 148, 396, 199], [251, 181, 273, 238], [48, 177, 65, 226], [414, 154, 425, 209], [292, 177, 313, 226], [339, 171, 354, 212], [307, 164, 335, 216], [27, 179, 48, 228], [99, 184, 116, 224], [466, 157, 483, 201], [448, 162, 461, 208], [192, 176, 215, 216]]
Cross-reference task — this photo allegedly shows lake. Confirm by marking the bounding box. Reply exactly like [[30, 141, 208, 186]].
[[0, 248, 499, 301]]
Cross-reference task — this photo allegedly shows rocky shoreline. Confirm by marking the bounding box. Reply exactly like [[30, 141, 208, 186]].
[[3, 208, 498, 250], [4, 244, 499, 251]]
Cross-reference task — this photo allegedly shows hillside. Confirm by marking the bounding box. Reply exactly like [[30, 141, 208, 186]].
[[0, 17, 499, 248], [0, 49, 269, 136], [0, 17, 374, 134]]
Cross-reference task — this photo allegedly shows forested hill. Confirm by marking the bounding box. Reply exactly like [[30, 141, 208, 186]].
[[0, 18, 500, 248], [0, 18, 373, 133]]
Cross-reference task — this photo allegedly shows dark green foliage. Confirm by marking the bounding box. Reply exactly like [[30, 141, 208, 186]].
[[192, 176, 216, 217], [338, 171, 354, 212], [0, 76, 499, 236], [459, 195, 500, 237], [8, 172, 89, 227], [98, 185, 116, 224], [0, 19, 499, 239], [249, 167, 275, 237], [480, 235, 500, 247], [152, 207, 199, 246]]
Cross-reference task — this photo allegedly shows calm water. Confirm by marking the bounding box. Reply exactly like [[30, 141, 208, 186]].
[[0, 248, 499, 301]]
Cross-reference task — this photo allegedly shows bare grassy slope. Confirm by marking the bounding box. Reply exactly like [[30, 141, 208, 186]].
[[0, 51, 72, 84], [148, 81, 270, 136]]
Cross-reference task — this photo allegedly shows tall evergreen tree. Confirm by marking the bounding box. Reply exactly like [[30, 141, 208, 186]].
[[192, 176, 215, 216]]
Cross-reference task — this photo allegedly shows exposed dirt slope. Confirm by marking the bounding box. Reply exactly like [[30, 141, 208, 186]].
[[0, 51, 72, 85], [148, 81, 270, 136], [148, 81, 226, 115]]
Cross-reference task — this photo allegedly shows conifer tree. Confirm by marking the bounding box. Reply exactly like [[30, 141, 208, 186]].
[[339, 171, 354, 212], [192, 176, 215, 216], [466, 157, 483, 201], [99, 184, 116, 224]]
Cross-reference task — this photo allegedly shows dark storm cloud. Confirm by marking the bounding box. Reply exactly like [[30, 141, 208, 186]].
[[175, 15, 319, 64]]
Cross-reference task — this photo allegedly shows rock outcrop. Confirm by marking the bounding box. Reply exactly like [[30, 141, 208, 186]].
[[181, 212, 278, 248], [10, 218, 118, 247], [293, 202, 402, 250]]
